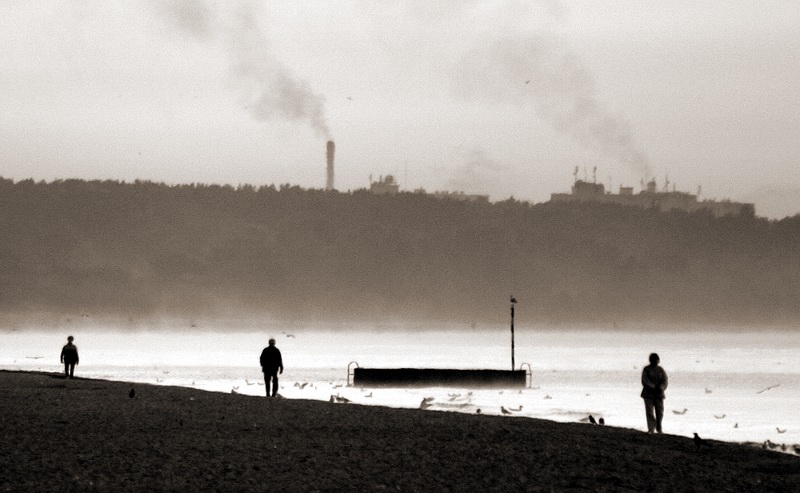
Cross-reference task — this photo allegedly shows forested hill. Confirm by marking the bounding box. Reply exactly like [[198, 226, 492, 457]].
[[1, 177, 799, 327]]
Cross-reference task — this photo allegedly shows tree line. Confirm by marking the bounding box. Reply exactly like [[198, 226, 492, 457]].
[[1, 177, 798, 328]]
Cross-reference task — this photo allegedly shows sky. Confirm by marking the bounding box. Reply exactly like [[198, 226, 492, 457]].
[[2, 1, 799, 218]]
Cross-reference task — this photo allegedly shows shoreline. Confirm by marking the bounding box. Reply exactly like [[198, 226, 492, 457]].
[[2, 370, 798, 491]]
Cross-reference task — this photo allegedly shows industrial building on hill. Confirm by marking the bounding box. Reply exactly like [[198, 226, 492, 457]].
[[550, 179, 755, 217], [369, 175, 489, 203]]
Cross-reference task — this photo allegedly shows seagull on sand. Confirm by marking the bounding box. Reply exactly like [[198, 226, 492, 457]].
[[501, 406, 512, 415], [693, 433, 711, 449], [588, 415, 597, 425], [129, 388, 135, 398], [673, 408, 688, 415], [599, 418, 605, 426], [420, 398, 433, 410]]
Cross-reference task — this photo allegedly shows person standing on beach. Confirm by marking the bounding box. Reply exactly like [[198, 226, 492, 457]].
[[640, 352, 668, 434], [60, 336, 79, 379], [259, 338, 283, 397]]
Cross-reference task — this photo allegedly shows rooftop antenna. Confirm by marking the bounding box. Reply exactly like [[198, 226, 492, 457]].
[[583, 165, 588, 182], [573, 166, 579, 183], [663, 174, 670, 192], [593, 166, 597, 184]]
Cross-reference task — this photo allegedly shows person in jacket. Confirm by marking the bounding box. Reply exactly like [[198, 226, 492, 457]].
[[640, 352, 668, 434], [60, 336, 79, 379], [259, 338, 284, 397]]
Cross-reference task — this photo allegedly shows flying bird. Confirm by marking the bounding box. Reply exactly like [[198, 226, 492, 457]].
[[714, 414, 726, 419], [282, 332, 296, 338], [756, 384, 780, 394], [734, 423, 739, 428], [588, 415, 597, 425], [693, 433, 711, 449], [705, 388, 713, 394], [777, 427, 787, 434], [672, 408, 688, 415], [129, 388, 135, 398]]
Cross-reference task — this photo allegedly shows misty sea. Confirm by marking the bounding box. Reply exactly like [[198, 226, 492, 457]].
[[2, 326, 798, 451]]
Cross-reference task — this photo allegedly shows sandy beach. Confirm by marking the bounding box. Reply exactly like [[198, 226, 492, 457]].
[[2, 370, 798, 492]]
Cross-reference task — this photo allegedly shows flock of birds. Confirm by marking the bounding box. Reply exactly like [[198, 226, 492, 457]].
[[124, 376, 800, 456]]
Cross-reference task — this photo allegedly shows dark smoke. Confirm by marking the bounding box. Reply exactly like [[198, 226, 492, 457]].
[[153, 0, 331, 138], [452, 34, 651, 177]]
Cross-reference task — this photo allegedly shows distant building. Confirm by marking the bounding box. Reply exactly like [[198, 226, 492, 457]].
[[369, 175, 489, 203], [428, 190, 490, 204], [369, 175, 400, 195], [550, 178, 755, 217]]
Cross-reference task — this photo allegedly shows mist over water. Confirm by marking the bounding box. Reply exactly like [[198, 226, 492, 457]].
[[4, 325, 798, 449]]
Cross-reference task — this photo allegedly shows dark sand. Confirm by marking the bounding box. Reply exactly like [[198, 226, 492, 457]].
[[2, 371, 798, 492]]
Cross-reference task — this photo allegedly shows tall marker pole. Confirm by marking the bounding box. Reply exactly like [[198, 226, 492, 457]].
[[510, 296, 517, 370]]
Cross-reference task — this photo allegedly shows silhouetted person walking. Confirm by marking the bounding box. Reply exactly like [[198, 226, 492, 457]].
[[60, 336, 79, 379], [260, 338, 283, 397], [641, 352, 668, 434]]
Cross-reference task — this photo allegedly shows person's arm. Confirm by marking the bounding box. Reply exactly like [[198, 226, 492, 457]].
[[641, 368, 656, 388], [659, 368, 668, 391], [75, 348, 79, 365], [279, 350, 283, 374], [60, 347, 64, 364]]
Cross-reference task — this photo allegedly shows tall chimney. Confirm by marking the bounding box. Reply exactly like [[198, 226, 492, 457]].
[[326, 140, 335, 191]]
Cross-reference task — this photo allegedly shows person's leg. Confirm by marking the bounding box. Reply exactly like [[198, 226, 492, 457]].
[[643, 399, 656, 433], [654, 399, 664, 433], [64, 362, 69, 378], [264, 373, 271, 396], [271, 372, 279, 397], [69, 363, 75, 378]]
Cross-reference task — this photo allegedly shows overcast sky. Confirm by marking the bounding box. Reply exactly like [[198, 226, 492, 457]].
[[2, 1, 798, 218]]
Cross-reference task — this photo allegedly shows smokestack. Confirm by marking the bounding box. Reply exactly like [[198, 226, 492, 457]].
[[326, 140, 335, 191]]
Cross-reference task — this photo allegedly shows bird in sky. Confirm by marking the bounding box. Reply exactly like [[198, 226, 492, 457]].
[[756, 384, 780, 394], [777, 427, 787, 434], [282, 332, 295, 338], [714, 414, 726, 419], [673, 408, 688, 415], [693, 433, 711, 449]]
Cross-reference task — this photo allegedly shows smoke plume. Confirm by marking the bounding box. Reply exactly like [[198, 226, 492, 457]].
[[452, 33, 650, 177], [153, 0, 331, 138]]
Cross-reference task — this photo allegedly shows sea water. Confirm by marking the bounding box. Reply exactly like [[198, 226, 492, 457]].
[[2, 326, 798, 450]]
